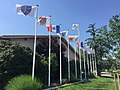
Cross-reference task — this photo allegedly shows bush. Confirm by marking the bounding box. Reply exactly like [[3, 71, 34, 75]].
[[62, 79, 69, 84], [5, 75, 43, 90], [70, 73, 76, 82], [89, 73, 96, 78]]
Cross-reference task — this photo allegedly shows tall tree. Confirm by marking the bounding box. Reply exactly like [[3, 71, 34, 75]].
[[86, 24, 112, 75], [109, 14, 120, 46]]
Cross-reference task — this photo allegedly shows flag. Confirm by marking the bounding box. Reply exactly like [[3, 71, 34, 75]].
[[77, 42, 80, 47], [16, 4, 36, 17], [47, 24, 60, 33], [47, 24, 52, 32], [60, 30, 68, 37], [74, 35, 78, 42], [68, 35, 78, 42], [52, 25, 60, 33], [38, 16, 51, 26], [85, 46, 92, 54], [81, 42, 84, 48], [68, 36, 74, 41], [72, 24, 79, 30]]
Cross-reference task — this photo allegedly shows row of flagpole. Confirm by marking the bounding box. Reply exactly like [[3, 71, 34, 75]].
[[15, 3, 98, 87]]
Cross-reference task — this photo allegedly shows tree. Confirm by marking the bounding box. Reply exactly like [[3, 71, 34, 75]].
[[109, 14, 120, 46], [86, 24, 113, 75], [0, 40, 57, 89]]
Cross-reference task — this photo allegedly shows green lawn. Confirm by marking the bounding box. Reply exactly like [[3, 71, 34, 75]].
[[58, 77, 115, 90]]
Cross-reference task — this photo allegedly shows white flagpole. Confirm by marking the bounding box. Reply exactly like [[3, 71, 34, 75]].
[[68, 39, 70, 81], [87, 52, 90, 77], [48, 16, 52, 86], [32, 5, 39, 80], [92, 52, 95, 74], [79, 47, 82, 80], [74, 42, 77, 80], [77, 25, 82, 80], [48, 30, 51, 86], [60, 35, 62, 84], [94, 50, 97, 76], [83, 49, 86, 79], [90, 54, 93, 73]]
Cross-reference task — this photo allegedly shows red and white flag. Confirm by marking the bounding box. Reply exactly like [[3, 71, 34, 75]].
[[38, 16, 51, 26]]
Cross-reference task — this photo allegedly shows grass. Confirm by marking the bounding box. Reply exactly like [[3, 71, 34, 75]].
[[58, 77, 115, 90]]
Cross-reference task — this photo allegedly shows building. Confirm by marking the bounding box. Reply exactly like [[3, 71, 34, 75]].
[[1, 35, 79, 61]]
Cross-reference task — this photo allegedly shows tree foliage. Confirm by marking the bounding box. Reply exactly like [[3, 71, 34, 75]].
[[0, 40, 57, 89], [86, 14, 120, 73]]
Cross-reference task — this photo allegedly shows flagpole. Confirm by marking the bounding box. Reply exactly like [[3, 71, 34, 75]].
[[79, 47, 82, 80], [32, 4, 39, 80], [94, 50, 97, 76], [60, 34, 62, 84], [83, 49, 86, 80], [74, 42, 77, 80], [48, 16, 52, 87], [92, 52, 94, 74], [48, 30, 51, 86], [77, 25, 82, 80], [68, 39, 70, 81], [90, 53, 92, 74], [87, 52, 90, 77]]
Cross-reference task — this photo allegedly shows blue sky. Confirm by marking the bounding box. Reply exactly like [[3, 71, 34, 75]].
[[0, 0, 120, 42]]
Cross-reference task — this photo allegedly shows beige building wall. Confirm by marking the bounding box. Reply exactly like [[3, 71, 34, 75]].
[[2, 35, 79, 61]]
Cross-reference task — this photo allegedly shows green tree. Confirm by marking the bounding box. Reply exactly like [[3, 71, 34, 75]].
[[86, 24, 113, 75], [109, 14, 120, 46], [0, 40, 57, 89]]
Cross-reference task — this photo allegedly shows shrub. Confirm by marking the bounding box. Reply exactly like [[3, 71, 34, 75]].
[[89, 73, 96, 78], [70, 73, 76, 82], [62, 79, 69, 84], [5, 75, 43, 90]]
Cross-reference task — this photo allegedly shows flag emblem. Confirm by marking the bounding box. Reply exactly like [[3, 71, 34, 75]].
[[72, 24, 79, 30], [21, 5, 32, 16], [16, 4, 36, 17], [38, 16, 51, 26]]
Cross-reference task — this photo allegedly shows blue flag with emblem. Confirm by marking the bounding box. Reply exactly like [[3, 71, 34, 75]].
[[16, 4, 36, 17]]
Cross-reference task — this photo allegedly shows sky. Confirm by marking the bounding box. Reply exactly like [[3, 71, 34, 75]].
[[0, 0, 120, 42]]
